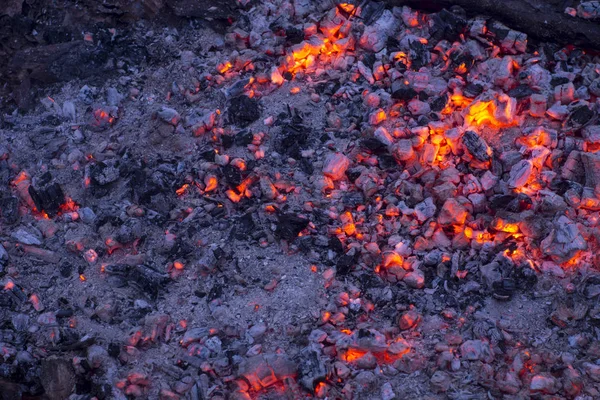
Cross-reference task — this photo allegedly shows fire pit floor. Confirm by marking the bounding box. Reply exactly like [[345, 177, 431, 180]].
[[2, 1, 600, 399]]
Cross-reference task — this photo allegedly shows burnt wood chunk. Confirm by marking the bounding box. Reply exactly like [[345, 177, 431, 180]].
[[462, 130, 491, 162], [28, 182, 65, 216], [228, 95, 260, 127], [275, 213, 309, 241], [581, 152, 600, 189]]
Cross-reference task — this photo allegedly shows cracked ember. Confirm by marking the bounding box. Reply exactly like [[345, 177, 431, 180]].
[[3, 0, 600, 399]]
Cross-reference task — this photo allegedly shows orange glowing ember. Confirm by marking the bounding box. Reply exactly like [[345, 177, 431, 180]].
[[4, 281, 15, 290], [340, 211, 356, 236], [173, 261, 185, 270], [343, 348, 367, 362], [217, 61, 233, 74], [59, 197, 79, 213], [464, 95, 517, 129], [315, 381, 327, 396], [204, 176, 218, 192], [493, 219, 519, 233], [11, 171, 29, 186], [562, 252, 583, 269], [338, 3, 355, 13], [226, 177, 254, 203], [29, 294, 40, 310], [382, 252, 404, 268], [176, 184, 190, 196]]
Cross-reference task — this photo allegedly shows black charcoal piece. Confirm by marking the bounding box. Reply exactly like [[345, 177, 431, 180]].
[[462, 131, 491, 162], [28, 182, 65, 216], [275, 213, 309, 240], [508, 85, 534, 99], [228, 95, 260, 127]]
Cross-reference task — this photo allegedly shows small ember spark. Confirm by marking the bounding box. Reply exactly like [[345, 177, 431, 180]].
[[173, 261, 185, 270]]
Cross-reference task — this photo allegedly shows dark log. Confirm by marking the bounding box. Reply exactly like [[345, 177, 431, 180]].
[[384, 0, 600, 50]]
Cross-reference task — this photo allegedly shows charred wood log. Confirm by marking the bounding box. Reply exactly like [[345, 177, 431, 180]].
[[581, 152, 600, 189], [384, 0, 600, 50]]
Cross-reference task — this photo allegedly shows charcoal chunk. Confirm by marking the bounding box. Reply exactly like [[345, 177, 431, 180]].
[[361, 1, 385, 25], [361, 137, 388, 153], [565, 105, 596, 131], [285, 26, 304, 44], [508, 85, 534, 99], [342, 192, 365, 207], [408, 40, 430, 70], [430, 94, 448, 112], [275, 213, 309, 240], [462, 131, 491, 162], [489, 194, 515, 210], [464, 83, 483, 98], [40, 357, 76, 400], [221, 134, 234, 149], [89, 162, 120, 186], [550, 76, 570, 87], [130, 169, 160, 204], [28, 182, 65, 216], [329, 236, 344, 254], [129, 265, 169, 298], [391, 80, 417, 101], [222, 164, 242, 188], [430, 8, 467, 42], [228, 95, 260, 127], [336, 252, 357, 275], [297, 347, 327, 391], [233, 213, 255, 239], [0, 196, 19, 224]]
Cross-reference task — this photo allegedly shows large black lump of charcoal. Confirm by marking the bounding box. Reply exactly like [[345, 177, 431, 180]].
[[28, 182, 65, 216], [275, 213, 309, 240], [228, 95, 260, 127]]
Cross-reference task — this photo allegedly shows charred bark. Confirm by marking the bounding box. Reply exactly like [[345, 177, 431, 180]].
[[384, 0, 600, 50]]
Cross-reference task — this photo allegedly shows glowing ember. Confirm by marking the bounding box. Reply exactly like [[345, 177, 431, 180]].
[[217, 61, 233, 74], [464, 93, 517, 129]]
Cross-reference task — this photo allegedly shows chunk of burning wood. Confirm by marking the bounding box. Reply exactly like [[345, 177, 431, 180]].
[[507, 160, 533, 189], [540, 216, 587, 263], [323, 153, 350, 181], [529, 94, 547, 117], [581, 152, 600, 189], [392, 139, 415, 162], [438, 199, 467, 226]]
